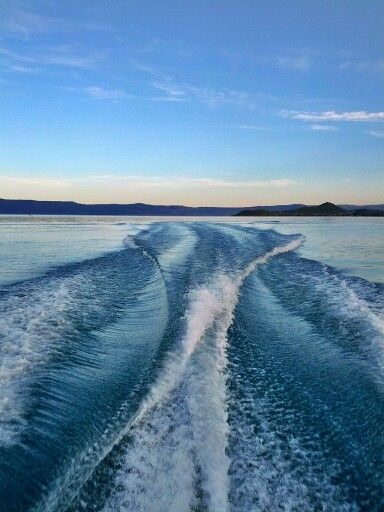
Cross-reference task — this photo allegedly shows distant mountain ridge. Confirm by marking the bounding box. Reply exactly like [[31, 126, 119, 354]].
[[0, 198, 383, 216], [235, 202, 384, 217]]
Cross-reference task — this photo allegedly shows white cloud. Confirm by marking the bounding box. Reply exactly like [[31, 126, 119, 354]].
[[0, 175, 297, 206], [84, 86, 130, 100], [269, 179, 297, 187], [150, 79, 256, 107], [67, 175, 297, 188], [150, 96, 187, 103], [281, 110, 384, 122], [133, 60, 269, 108], [278, 56, 310, 71], [40, 51, 101, 69], [339, 59, 384, 74], [0, 45, 104, 71], [3, 9, 110, 39], [236, 125, 274, 131], [151, 81, 185, 97], [0, 176, 71, 190], [187, 85, 251, 107], [0, 175, 297, 186], [8, 64, 40, 74], [368, 130, 384, 138], [310, 124, 337, 131]]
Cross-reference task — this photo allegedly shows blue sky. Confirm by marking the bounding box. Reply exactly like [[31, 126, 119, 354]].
[[0, 0, 383, 205]]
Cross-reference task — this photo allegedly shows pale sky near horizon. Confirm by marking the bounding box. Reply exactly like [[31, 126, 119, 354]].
[[0, 0, 383, 206]]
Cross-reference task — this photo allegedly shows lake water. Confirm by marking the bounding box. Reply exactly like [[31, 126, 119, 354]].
[[0, 216, 383, 511]]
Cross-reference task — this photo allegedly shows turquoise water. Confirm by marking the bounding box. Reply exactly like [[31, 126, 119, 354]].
[[0, 216, 383, 511]]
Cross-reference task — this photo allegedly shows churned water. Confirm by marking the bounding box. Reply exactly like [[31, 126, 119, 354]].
[[0, 216, 383, 511]]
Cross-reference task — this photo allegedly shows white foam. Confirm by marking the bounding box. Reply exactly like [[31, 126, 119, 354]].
[[0, 277, 79, 444], [156, 224, 198, 271], [312, 271, 384, 378], [124, 223, 152, 237], [102, 276, 235, 512], [101, 236, 304, 512], [30, 234, 303, 512]]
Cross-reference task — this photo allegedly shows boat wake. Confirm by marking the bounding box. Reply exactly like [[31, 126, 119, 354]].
[[0, 223, 383, 511]]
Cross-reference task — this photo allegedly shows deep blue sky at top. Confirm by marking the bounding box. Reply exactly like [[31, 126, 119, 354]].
[[0, 0, 383, 205]]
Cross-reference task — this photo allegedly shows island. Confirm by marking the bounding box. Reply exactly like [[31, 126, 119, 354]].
[[234, 202, 384, 217]]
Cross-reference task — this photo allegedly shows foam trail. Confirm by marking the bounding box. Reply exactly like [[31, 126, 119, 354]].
[[102, 276, 236, 512], [101, 236, 304, 512], [156, 225, 198, 270], [31, 235, 303, 512], [314, 273, 384, 378], [184, 277, 235, 512], [0, 277, 81, 444], [132, 236, 304, 423]]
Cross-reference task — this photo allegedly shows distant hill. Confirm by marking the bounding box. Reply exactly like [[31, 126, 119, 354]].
[[0, 198, 306, 216], [0, 198, 383, 216], [243, 204, 305, 212], [293, 202, 346, 216], [0, 199, 239, 216], [235, 202, 384, 217]]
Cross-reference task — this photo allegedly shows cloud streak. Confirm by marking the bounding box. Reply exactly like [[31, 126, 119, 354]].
[[236, 125, 274, 131], [0, 45, 104, 71], [310, 124, 337, 131], [282, 110, 384, 122], [278, 55, 310, 71], [84, 86, 130, 100], [0, 175, 299, 206], [368, 130, 384, 138], [132, 60, 266, 108], [150, 78, 261, 108], [3, 9, 111, 39]]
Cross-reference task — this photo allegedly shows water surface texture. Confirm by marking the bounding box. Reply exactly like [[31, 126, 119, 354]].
[[0, 217, 383, 511]]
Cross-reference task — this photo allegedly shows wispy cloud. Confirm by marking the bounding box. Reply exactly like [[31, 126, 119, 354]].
[[0, 45, 104, 71], [7, 64, 40, 74], [67, 175, 297, 188], [0, 176, 71, 188], [132, 60, 265, 108], [151, 81, 186, 98], [281, 110, 384, 122], [150, 80, 188, 102], [4, 9, 111, 39], [236, 125, 274, 131], [188, 85, 251, 107], [0, 175, 298, 206], [84, 86, 131, 100], [223, 47, 382, 77], [278, 55, 311, 71], [310, 124, 337, 131], [268, 179, 297, 187], [150, 78, 259, 108], [222, 48, 315, 72], [1, 175, 296, 188], [63, 85, 134, 101], [368, 130, 384, 138], [338, 59, 384, 74]]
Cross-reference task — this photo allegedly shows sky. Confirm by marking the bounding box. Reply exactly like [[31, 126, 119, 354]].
[[0, 0, 383, 206]]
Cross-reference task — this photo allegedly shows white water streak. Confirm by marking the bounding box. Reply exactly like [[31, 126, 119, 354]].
[[102, 236, 304, 512], [0, 277, 80, 444]]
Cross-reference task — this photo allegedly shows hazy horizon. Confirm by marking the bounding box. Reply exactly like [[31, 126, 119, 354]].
[[1, 1, 383, 205], [0, 192, 383, 208]]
